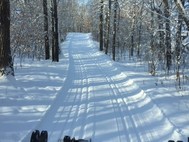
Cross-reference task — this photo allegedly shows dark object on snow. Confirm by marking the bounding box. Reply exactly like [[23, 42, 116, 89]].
[[30, 130, 40, 142], [168, 140, 184, 142], [30, 131, 91, 142], [30, 130, 48, 142], [63, 136, 91, 142], [64, 136, 71, 142], [40, 130, 48, 142]]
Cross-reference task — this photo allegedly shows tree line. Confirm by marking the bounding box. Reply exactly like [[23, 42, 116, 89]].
[[88, 0, 189, 87], [0, 0, 90, 76]]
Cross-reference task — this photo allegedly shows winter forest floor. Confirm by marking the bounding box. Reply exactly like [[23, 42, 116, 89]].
[[0, 33, 189, 142]]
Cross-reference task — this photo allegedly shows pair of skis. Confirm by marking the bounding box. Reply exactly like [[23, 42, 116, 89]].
[[30, 130, 91, 142]]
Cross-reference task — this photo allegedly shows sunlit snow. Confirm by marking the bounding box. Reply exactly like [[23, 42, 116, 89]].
[[0, 33, 189, 142]]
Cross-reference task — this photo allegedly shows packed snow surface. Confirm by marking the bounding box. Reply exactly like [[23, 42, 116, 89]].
[[0, 33, 189, 142]]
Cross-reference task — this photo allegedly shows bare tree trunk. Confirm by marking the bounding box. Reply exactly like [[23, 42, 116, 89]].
[[163, 0, 172, 71], [0, 0, 14, 76], [51, 0, 55, 61], [130, 13, 135, 57], [150, 2, 155, 76], [51, 0, 59, 62], [43, 0, 50, 60], [54, 0, 59, 62], [137, 2, 144, 57], [130, 33, 134, 57], [157, 9, 165, 62], [137, 21, 142, 57], [99, 0, 104, 51], [105, 0, 111, 55], [175, 0, 184, 88], [112, 0, 117, 61]]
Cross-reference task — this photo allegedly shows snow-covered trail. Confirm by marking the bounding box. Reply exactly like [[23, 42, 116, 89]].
[[21, 33, 184, 142]]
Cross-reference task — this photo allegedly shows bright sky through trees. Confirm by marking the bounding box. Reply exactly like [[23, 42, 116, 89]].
[[79, 0, 88, 4]]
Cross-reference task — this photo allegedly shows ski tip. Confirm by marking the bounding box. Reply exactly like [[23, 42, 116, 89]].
[[58, 136, 91, 142]]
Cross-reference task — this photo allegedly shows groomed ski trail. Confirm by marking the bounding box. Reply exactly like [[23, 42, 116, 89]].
[[22, 33, 184, 142]]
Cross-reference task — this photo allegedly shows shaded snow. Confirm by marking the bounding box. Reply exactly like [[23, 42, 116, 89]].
[[0, 33, 189, 142]]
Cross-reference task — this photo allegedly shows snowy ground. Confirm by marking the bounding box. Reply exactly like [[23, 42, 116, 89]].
[[0, 33, 189, 142]]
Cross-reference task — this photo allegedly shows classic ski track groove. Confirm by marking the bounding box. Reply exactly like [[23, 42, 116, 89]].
[[88, 51, 138, 142], [20, 33, 185, 142], [88, 40, 184, 141]]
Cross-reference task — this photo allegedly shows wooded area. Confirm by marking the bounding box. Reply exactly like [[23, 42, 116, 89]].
[[89, 0, 189, 88], [0, 0, 189, 87]]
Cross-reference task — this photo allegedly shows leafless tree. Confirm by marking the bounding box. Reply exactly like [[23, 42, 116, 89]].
[[0, 0, 14, 76]]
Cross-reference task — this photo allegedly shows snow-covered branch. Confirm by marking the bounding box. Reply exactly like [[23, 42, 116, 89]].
[[174, 0, 189, 30]]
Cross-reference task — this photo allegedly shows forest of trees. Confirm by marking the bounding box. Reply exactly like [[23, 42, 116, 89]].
[[0, 0, 189, 87], [89, 0, 189, 87], [0, 0, 88, 76]]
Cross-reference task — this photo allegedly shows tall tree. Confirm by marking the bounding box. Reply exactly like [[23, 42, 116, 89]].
[[130, 2, 137, 58], [43, 0, 50, 60], [99, 0, 104, 51], [150, 0, 156, 75], [0, 0, 14, 76], [54, 0, 59, 62], [163, 0, 172, 71], [175, 0, 184, 88], [51, 0, 59, 62], [105, 0, 112, 55], [112, 0, 118, 61], [51, 0, 55, 61], [155, 5, 164, 62]]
